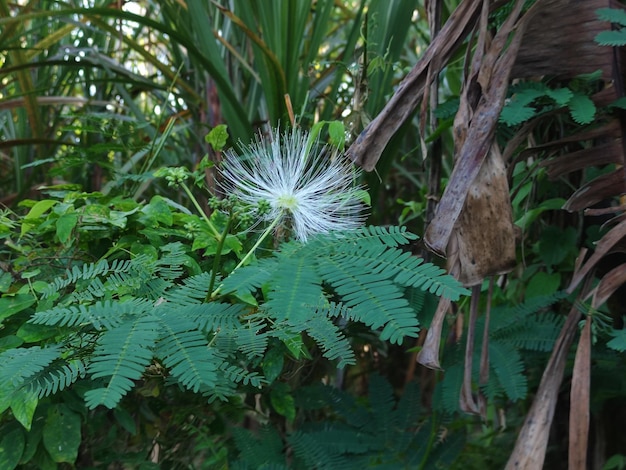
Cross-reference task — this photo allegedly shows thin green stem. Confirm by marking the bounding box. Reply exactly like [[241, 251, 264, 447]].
[[206, 211, 235, 300], [180, 182, 221, 238], [210, 214, 282, 299]]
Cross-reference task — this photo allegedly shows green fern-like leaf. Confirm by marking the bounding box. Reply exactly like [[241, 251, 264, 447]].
[[288, 431, 353, 469], [569, 93, 596, 124], [165, 272, 213, 306], [220, 260, 276, 297], [327, 241, 468, 300], [317, 256, 419, 344], [265, 252, 323, 323], [0, 346, 62, 413], [43, 259, 111, 297], [596, 7, 626, 26], [594, 30, 626, 46], [489, 340, 527, 402], [156, 243, 188, 281], [105, 270, 148, 296], [85, 315, 159, 409], [303, 312, 355, 368], [490, 291, 566, 351], [156, 315, 220, 393], [42, 257, 145, 298], [68, 277, 106, 302], [29, 298, 152, 330], [25, 360, 86, 398], [218, 363, 264, 387], [368, 374, 396, 438], [500, 87, 545, 126], [233, 316, 269, 358], [179, 302, 248, 332], [231, 426, 286, 468], [607, 328, 626, 352], [496, 313, 563, 352], [368, 247, 467, 299], [391, 381, 422, 451], [438, 362, 464, 414], [546, 87, 573, 106], [312, 225, 418, 250]]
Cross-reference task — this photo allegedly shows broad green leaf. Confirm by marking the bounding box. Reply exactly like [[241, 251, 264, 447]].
[[538, 226, 577, 267], [192, 231, 218, 254], [0, 294, 36, 322], [283, 333, 308, 360], [262, 347, 285, 384], [327, 120, 346, 149], [526, 272, 562, 298], [113, 407, 137, 435], [205, 124, 229, 151], [22, 199, 58, 218], [0, 335, 23, 353], [42, 404, 81, 463], [55, 212, 78, 244], [140, 196, 174, 227], [20, 200, 58, 236], [515, 198, 566, 230], [16, 323, 58, 343], [20, 412, 44, 465], [0, 272, 13, 292], [0, 426, 25, 469], [224, 234, 243, 255], [10, 391, 38, 431], [270, 383, 296, 422]]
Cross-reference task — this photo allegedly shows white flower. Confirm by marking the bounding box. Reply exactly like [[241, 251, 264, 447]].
[[219, 128, 367, 242]]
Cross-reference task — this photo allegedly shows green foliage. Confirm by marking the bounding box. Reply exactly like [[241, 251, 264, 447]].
[[436, 291, 566, 414], [2, 198, 464, 419], [5, 0, 626, 467], [224, 226, 468, 356], [595, 8, 626, 46], [500, 81, 596, 126], [231, 375, 463, 469]]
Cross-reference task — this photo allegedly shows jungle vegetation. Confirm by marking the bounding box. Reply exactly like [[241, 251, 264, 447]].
[[2, 0, 626, 468]]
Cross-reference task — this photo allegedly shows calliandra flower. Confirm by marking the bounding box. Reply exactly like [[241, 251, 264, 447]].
[[219, 127, 367, 242]]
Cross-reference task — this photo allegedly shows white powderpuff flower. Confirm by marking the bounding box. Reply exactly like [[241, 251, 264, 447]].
[[220, 127, 367, 242]]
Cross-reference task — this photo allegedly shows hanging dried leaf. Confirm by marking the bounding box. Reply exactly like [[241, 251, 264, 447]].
[[568, 218, 626, 293], [569, 315, 591, 470], [424, 0, 538, 256], [563, 168, 626, 212], [346, 0, 484, 171], [416, 296, 450, 370], [447, 145, 516, 286], [460, 286, 481, 415], [592, 263, 626, 307], [505, 304, 582, 470]]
